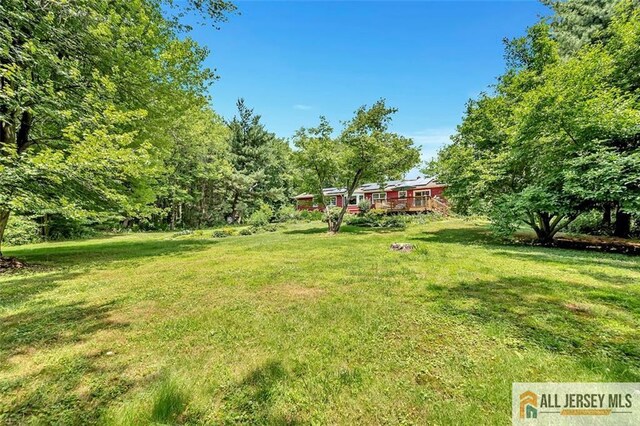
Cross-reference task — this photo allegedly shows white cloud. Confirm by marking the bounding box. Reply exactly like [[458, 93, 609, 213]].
[[293, 104, 312, 111]]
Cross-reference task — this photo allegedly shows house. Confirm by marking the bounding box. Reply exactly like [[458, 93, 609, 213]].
[[294, 176, 447, 214]]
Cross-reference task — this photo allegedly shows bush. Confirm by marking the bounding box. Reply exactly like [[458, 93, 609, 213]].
[[565, 210, 611, 236], [247, 203, 274, 227], [45, 214, 97, 241], [239, 228, 254, 236], [212, 227, 237, 238], [4, 215, 41, 246], [299, 210, 323, 221], [212, 230, 228, 238], [275, 205, 300, 223], [323, 207, 343, 224], [345, 210, 406, 229], [357, 199, 372, 214], [405, 212, 445, 225], [262, 224, 279, 232]]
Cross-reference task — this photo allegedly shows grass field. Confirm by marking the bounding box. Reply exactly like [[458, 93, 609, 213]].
[[1, 219, 639, 424]]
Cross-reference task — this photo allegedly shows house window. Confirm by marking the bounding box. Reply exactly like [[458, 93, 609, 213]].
[[349, 194, 364, 205], [371, 192, 386, 202], [398, 191, 407, 199], [327, 196, 337, 206]]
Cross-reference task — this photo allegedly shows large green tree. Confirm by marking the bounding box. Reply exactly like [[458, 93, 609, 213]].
[[0, 0, 235, 255], [225, 99, 295, 223], [295, 100, 420, 233], [155, 101, 232, 229], [433, 1, 640, 243]]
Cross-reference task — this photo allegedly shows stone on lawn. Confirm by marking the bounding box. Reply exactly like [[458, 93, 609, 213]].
[[390, 243, 414, 252]]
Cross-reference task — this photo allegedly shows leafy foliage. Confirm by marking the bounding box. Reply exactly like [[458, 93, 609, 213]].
[[294, 100, 420, 233], [0, 0, 236, 253], [433, 0, 640, 242]]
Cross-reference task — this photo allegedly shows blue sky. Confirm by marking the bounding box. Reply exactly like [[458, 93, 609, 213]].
[[190, 0, 549, 176]]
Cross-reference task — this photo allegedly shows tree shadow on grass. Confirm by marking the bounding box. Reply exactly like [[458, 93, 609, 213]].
[[411, 226, 501, 246], [413, 227, 640, 274], [221, 360, 301, 424], [0, 296, 134, 423], [283, 227, 327, 235], [5, 237, 220, 270], [0, 271, 83, 310], [490, 249, 640, 274], [0, 299, 125, 364], [284, 225, 404, 236], [430, 276, 640, 380], [0, 351, 134, 424]]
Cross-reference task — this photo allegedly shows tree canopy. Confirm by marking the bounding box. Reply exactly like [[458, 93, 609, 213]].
[[0, 0, 237, 253], [433, 0, 640, 242], [295, 99, 420, 233]]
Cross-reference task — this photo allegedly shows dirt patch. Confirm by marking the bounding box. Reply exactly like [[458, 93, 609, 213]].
[[0, 257, 27, 273], [259, 284, 326, 300], [564, 303, 592, 315]]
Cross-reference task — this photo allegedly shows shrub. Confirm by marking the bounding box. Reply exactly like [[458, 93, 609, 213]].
[[261, 224, 279, 232], [405, 212, 445, 225], [4, 215, 41, 246], [323, 207, 343, 224], [223, 227, 237, 236], [299, 210, 323, 221], [247, 203, 274, 227], [345, 211, 406, 229], [212, 227, 237, 238], [257, 223, 279, 232], [565, 210, 612, 236], [45, 214, 97, 241], [275, 205, 300, 223], [357, 199, 372, 214], [358, 198, 371, 214], [239, 228, 254, 236], [212, 230, 228, 238]]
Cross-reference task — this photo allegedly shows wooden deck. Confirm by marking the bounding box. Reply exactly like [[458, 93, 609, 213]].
[[372, 196, 448, 214]]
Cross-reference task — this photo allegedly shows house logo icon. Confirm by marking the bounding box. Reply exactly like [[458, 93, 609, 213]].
[[519, 391, 538, 419]]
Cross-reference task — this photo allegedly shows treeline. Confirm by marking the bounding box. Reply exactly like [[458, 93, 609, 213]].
[[0, 0, 299, 254], [433, 0, 640, 242]]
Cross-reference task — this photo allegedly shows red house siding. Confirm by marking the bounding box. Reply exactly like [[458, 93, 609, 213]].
[[430, 187, 445, 198], [386, 190, 399, 199]]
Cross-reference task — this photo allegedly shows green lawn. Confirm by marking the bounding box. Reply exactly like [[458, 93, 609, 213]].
[[1, 219, 639, 424]]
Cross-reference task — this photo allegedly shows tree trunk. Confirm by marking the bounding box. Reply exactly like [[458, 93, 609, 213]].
[[528, 212, 577, 245], [327, 201, 350, 233], [0, 210, 10, 258], [614, 209, 631, 239], [533, 226, 556, 245], [170, 203, 176, 231], [228, 191, 240, 224], [602, 204, 612, 228]]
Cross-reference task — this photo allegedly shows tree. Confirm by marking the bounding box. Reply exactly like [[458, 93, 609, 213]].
[[225, 99, 295, 223], [155, 102, 232, 229], [433, 1, 640, 242], [544, 0, 624, 56], [0, 0, 235, 255], [295, 100, 420, 233]]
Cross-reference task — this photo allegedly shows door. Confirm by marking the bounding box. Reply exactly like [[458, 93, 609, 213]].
[[414, 190, 430, 208]]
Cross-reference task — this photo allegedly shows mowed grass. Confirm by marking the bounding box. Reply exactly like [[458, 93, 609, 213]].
[[1, 219, 639, 425]]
